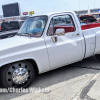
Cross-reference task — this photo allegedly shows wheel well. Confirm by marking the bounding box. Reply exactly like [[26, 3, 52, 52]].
[[26, 59, 39, 74], [0, 59, 39, 74]]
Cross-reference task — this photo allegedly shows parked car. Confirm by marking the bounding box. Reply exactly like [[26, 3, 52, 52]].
[[19, 16, 29, 20], [0, 23, 1, 31], [1, 11, 100, 88], [14, 16, 29, 21], [79, 14, 98, 23], [0, 20, 24, 39]]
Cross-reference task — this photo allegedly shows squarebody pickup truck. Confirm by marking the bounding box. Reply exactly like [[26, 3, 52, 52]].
[[0, 20, 24, 39], [1, 11, 100, 88]]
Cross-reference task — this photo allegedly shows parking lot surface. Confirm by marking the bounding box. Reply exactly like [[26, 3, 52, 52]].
[[0, 56, 100, 100]]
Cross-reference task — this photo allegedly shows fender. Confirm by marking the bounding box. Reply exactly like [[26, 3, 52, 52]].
[[0, 36, 50, 73]]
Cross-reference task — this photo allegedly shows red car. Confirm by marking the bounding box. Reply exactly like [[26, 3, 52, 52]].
[[0, 23, 1, 31], [79, 14, 99, 23]]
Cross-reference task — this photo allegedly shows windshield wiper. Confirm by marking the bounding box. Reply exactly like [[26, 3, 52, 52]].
[[17, 33, 32, 37], [24, 33, 30, 35]]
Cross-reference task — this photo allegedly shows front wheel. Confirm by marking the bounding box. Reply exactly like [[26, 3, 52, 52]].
[[1, 61, 35, 88]]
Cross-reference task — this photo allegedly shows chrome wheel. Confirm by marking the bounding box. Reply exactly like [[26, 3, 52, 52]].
[[1, 61, 35, 88], [12, 68, 29, 84]]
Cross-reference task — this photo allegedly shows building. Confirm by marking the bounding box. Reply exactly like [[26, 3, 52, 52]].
[[75, 8, 100, 16]]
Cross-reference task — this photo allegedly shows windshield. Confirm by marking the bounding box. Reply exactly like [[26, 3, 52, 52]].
[[18, 15, 48, 37], [1, 22, 19, 31], [93, 14, 99, 18]]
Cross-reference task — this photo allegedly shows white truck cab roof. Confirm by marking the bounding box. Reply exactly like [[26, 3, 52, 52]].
[[29, 11, 75, 18]]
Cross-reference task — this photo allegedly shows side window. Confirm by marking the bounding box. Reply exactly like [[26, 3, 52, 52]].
[[53, 15, 75, 33], [47, 19, 54, 36], [47, 15, 76, 36]]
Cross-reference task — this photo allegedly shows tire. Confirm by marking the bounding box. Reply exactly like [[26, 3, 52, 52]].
[[95, 54, 100, 61], [1, 61, 35, 88]]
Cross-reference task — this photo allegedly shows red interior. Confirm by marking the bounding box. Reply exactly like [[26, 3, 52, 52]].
[[54, 23, 100, 33], [54, 26, 75, 33], [89, 23, 100, 28], [81, 23, 100, 30], [81, 24, 90, 30], [47, 23, 100, 35]]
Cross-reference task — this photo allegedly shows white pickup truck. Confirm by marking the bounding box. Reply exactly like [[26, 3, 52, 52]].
[[1, 11, 100, 88]]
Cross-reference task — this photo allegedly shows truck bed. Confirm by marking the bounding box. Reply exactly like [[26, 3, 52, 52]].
[[81, 23, 100, 59], [0, 30, 18, 39]]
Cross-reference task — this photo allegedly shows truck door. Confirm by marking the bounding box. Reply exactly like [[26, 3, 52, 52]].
[[44, 13, 83, 69]]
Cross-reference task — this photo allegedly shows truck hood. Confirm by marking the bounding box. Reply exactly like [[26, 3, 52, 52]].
[[0, 36, 41, 56], [0, 36, 38, 49]]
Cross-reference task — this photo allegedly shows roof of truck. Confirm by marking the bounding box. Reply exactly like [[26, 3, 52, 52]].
[[29, 11, 75, 18]]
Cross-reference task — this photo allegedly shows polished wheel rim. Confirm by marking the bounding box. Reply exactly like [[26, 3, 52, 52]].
[[12, 68, 29, 84], [6, 62, 32, 88]]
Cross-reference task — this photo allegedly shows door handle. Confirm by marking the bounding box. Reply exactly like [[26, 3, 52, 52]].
[[51, 36, 57, 43], [72, 33, 79, 36], [76, 34, 79, 35]]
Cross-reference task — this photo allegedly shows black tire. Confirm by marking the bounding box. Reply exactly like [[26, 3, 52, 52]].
[[1, 61, 35, 88], [95, 54, 100, 61]]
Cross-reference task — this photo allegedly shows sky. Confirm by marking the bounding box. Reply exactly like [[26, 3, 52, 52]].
[[0, 0, 100, 16]]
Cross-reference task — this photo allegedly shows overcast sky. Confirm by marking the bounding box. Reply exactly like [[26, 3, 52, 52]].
[[0, 0, 100, 16]]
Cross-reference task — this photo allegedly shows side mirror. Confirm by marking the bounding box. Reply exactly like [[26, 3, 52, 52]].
[[55, 28, 65, 36]]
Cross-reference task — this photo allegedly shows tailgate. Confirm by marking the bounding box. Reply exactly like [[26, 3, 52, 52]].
[[0, 30, 19, 39]]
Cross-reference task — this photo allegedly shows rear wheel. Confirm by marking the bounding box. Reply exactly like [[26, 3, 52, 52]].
[[1, 61, 35, 88]]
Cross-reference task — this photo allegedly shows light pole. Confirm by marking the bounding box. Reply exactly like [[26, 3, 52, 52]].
[[65, 4, 67, 11], [52, 6, 54, 12], [41, 7, 43, 13], [79, 1, 81, 11]]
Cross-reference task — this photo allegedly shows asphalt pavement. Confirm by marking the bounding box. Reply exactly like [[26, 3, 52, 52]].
[[0, 56, 100, 100]]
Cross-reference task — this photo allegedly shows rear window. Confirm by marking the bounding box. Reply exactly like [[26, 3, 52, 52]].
[[1, 22, 19, 31], [93, 14, 99, 18]]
